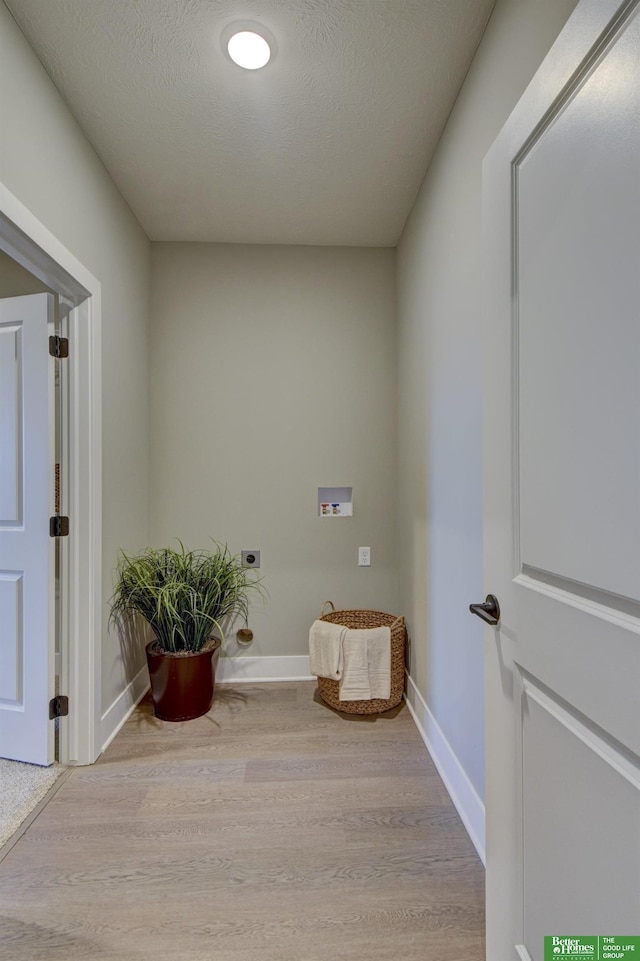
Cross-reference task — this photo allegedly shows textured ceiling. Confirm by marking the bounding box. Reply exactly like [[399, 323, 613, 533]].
[[5, 0, 496, 246]]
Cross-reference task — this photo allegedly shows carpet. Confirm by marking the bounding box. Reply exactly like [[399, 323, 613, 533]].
[[0, 759, 64, 848]]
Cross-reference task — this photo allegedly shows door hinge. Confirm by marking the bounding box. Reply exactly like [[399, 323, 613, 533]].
[[49, 695, 69, 720], [49, 335, 69, 358], [49, 515, 70, 537]]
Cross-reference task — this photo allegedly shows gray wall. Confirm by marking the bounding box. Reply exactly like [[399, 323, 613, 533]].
[[0, 1, 151, 721], [396, 0, 579, 801], [150, 243, 397, 658], [0, 250, 54, 296]]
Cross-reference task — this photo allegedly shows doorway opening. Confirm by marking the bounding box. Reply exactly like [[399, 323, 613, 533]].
[[0, 190, 102, 767]]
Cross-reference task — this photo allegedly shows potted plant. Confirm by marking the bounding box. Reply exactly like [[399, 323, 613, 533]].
[[111, 542, 263, 721]]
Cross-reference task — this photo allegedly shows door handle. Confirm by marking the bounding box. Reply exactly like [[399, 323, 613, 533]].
[[469, 594, 500, 626]]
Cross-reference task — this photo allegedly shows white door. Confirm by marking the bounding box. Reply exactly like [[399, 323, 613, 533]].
[[0, 293, 55, 765], [482, 1, 640, 957]]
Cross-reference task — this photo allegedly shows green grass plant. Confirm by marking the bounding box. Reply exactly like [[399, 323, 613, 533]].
[[111, 541, 263, 653]]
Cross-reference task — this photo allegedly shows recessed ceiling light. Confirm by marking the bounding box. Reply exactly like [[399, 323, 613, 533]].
[[227, 30, 271, 70]]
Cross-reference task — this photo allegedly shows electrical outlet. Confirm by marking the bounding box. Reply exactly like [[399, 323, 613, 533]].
[[241, 550, 260, 568], [358, 547, 371, 567]]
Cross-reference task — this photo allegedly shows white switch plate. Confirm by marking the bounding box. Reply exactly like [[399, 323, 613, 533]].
[[358, 547, 371, 567]]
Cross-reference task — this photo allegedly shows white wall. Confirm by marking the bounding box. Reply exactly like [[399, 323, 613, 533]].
[[0, 2, 151, 734], [150, 243, 397, 661], [397, 0, 579, 815]]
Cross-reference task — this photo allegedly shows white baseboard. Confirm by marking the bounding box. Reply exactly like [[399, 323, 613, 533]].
[[216, 655, 313, 683], [100, 666, 150, 754], [404, 672, 486, 865]]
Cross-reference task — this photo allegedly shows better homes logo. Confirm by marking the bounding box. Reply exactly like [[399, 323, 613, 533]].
[[546, 938, 596, 957], [544, 937, 640, 960]]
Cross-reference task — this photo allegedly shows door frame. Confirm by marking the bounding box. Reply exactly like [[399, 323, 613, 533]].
[[0, 182, 102, 766]]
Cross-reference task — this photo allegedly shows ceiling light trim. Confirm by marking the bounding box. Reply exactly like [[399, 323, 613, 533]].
[[221, 20, 277, 72]]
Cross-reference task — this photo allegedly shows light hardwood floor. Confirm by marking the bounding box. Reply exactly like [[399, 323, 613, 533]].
[[0, 682, 485, 961]]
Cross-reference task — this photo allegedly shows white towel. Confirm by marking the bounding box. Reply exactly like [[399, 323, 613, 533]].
[[308, 620, 347, 680], [338, 626, 391, 701]]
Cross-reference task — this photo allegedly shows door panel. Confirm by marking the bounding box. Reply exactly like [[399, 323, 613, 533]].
[[0, 322, 23, 524], [517, 8, 640, 599], [483, 1, 640, 957], [522, 680, 640, 946], [0, 573, 23, 703], [0, 294, 55, 765]]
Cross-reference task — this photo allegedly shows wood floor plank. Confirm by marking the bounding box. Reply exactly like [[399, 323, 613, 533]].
[[24, 775, 453, 841], [0, 681, 484, 960]]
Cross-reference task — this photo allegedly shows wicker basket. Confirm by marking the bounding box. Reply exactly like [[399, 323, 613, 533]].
[[316, 601, 406, 715]]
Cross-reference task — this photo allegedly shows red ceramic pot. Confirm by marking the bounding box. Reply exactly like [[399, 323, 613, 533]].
[[145, 639, 221, 721]]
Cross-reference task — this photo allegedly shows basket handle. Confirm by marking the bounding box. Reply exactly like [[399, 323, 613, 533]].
[[320, 603, 403, 629]]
